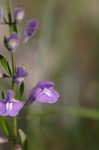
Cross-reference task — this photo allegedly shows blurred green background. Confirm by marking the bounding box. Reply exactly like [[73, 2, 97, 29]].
[[1, 0, 99, 149]]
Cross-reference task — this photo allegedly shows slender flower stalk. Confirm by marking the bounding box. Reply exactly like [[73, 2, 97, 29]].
[[11, 52, 16, 74], [0, 0, 60, 150], [13, 117, 17, 137], [7, 0, 18, 148]]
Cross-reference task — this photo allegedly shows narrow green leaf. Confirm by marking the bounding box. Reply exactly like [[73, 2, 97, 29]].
[[8, 12, 12, 25], [0, 117, 10, 136], [19, 129, 27, 144], [19, 82, 24, 98], [11, 23, 18, 33], [0, 55, 12, 76]]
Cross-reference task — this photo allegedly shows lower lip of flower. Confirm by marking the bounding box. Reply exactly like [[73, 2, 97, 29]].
[[42, 88, 52, 97], [6, 102, 13, 111]]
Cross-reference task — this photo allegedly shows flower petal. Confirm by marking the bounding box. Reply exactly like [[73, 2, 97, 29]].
[[36, 88, 59, 103], [13, 66, 28, 84], [27, 87, 42, 104], [8, 99, 24, 117], [15, 67, 28, 77], [6, 90, 14, 101], [0, 101, 8, 116], [27, 81, 60, 104], [37, 80, 55, 89]]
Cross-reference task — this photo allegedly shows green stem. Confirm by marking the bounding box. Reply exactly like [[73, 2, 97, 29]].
[[11, 52, 16, 90], [6, 0, 11, 14], [11, 52, 16, 75], [7, 0, 18, 149], [13, 117, 17, 138]]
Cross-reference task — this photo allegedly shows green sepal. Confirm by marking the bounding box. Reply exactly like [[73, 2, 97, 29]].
[[8, 11, 18, 33], [0, 54, 12, 76], [0, 117, 11, 137], [11, 23, 18, 33], [19, 82, 24, 99], [18, 129, 27, 144], [8, 12, 12, 25]]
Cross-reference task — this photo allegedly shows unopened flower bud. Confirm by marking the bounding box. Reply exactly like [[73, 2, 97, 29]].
[[14, 8, 24, 22], [23, 19, 39, 42], [4, 33, 20, 52]]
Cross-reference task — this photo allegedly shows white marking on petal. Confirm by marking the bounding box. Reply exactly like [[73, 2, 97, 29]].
[[43, 88, 52, 97], [6, 102, 13, 111]]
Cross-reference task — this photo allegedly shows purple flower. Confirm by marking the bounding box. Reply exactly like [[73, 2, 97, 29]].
[[23, 19, 39, 42], [0, 90, 24, 117], [5, 33, 20, 52], [13, 66, 28, 84], [14, 8, 25, 22], [27, 81, 60, 104]]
